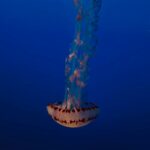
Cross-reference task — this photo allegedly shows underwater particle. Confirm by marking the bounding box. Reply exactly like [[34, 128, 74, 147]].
[[47, 0, 101, 128]]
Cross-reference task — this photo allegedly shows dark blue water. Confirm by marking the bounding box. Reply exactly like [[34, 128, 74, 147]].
[[0, 0, 150, 149]]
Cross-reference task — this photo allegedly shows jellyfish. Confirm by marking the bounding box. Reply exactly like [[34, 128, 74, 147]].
[[47, 0, 102, 128]]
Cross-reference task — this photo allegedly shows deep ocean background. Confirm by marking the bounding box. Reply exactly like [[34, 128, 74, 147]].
[[0, 0, 150, 150]]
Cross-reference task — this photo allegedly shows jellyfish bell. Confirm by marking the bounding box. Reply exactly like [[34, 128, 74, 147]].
[[47, 100, 99, 128]]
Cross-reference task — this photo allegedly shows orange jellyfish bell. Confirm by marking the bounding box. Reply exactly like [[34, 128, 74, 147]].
[[47, 99, 99, 128]]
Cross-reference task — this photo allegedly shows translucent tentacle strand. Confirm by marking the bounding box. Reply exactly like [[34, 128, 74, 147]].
[[64, 0, 101, 108]]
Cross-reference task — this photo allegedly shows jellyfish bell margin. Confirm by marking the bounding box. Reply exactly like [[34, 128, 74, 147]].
[[47, 101, 99, 128]]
